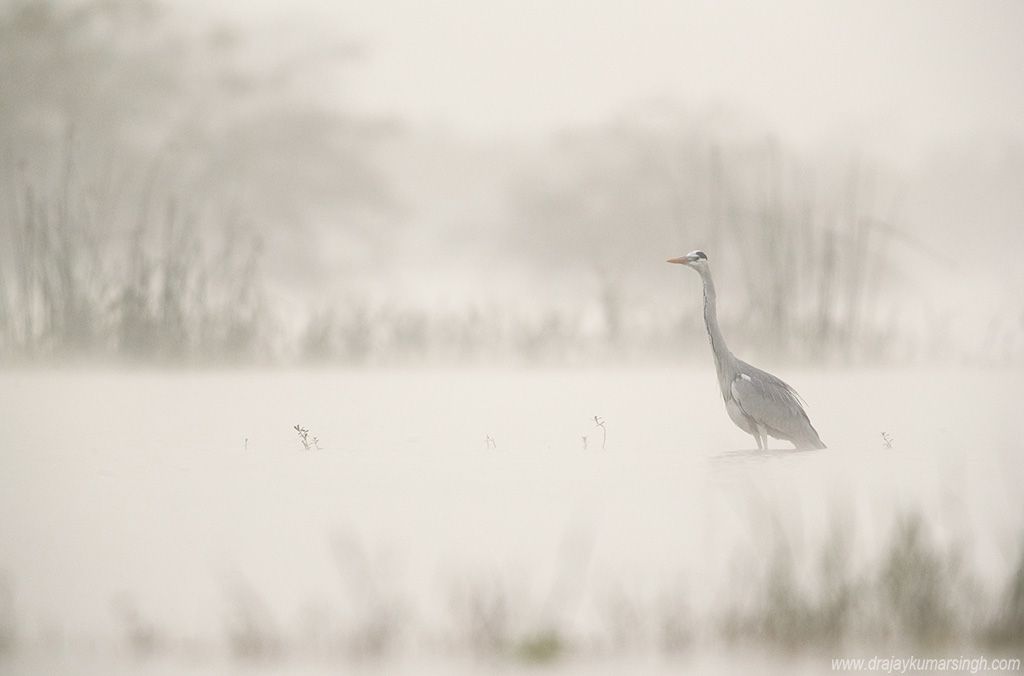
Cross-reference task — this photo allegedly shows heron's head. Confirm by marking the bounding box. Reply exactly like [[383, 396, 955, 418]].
[[667, 250, 708, 270]]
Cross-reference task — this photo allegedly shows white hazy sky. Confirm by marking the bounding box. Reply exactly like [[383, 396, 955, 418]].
[[174, 0, 1024, 324], [186, 0, 1024, 159]]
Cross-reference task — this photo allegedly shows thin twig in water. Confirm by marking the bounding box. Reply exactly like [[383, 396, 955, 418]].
[[294, 424, 320, 451], [593, 416, 606, 450], [881, 432, 894, 449]]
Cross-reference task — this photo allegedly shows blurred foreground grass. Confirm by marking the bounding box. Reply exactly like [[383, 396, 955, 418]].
[[1, 510, 1020, 670]]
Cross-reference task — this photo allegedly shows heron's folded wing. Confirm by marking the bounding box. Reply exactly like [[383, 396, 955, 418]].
[[730, 373, 810, 436]]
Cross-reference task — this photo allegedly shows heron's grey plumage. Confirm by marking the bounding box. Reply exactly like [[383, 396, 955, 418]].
[[669, 250, 826, 450]]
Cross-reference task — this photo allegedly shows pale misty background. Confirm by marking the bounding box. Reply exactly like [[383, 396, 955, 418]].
[[1, 2, 1023, 675], [2, 0, 1023, 365]]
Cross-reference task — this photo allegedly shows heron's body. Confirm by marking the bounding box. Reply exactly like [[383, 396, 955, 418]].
[[669, 250, 826, 450]]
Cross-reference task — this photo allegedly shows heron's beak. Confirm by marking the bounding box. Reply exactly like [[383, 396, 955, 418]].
[[666, 256, 692, 265]]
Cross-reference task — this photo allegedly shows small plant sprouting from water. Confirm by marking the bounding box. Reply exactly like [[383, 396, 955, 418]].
[[881, 432, 894, 449], [485, 435, 496, 449], [593, 416, 606, 449], [581, 435, 588, 450], [294, 425, 320, 451]]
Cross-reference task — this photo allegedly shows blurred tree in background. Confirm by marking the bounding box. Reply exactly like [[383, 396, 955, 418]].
[[510, 117, 694, 346], [509, 108, 906, 362], [1, 3, 1007, 366], [0, 0, 393, 362]]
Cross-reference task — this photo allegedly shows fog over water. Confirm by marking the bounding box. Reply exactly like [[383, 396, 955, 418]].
[[1, 2, 1022, 673], [3, 0, 1023, 365], [176, 1, 1024, 340]]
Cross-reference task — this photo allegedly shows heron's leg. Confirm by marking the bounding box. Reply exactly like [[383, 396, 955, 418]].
[[752, 432, 763, 450], [757, 424, 769, 451]]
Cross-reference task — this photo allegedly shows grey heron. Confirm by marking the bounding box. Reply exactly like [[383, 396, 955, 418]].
[[668, 250, 826, 450]]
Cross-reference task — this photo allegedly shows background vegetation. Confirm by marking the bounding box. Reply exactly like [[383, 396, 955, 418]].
[[2, 0, 1021, 366]]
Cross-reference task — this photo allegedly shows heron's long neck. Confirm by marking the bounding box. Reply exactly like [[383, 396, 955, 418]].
[[699, 268, 733, 379]]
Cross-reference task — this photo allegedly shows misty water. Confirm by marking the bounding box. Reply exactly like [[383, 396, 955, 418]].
[[3, 2, 1024, 673], [1, 367, 1020, 673]]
